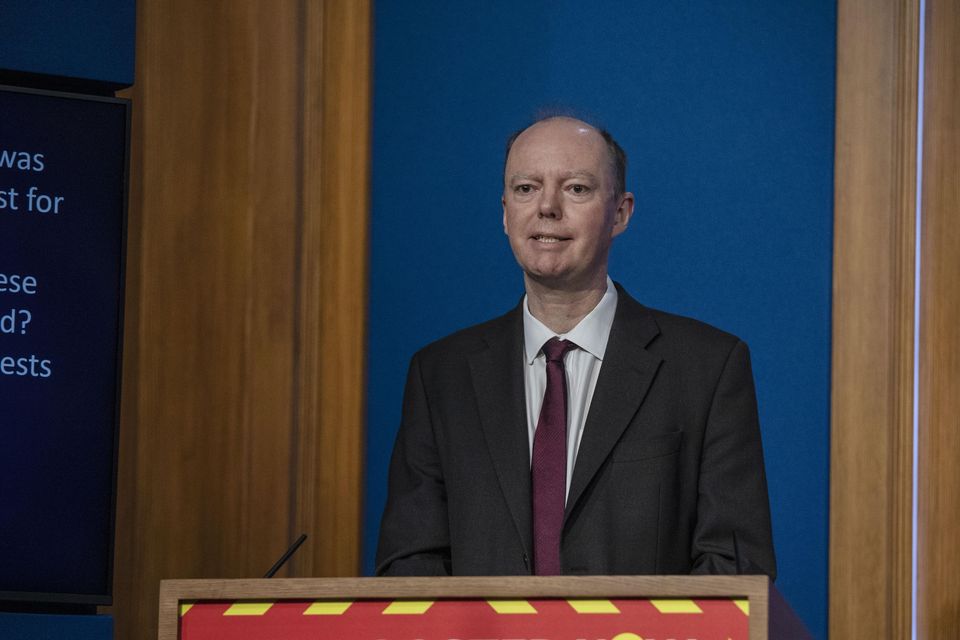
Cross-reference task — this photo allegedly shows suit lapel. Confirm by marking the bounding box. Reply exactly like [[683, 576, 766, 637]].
[[565, 290, 663, 523], [468, 306, 533, 560]]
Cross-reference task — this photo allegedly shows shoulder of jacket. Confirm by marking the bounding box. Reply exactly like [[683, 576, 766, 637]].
[[413, 304, 520, 362], [615, 285, 744, 355]]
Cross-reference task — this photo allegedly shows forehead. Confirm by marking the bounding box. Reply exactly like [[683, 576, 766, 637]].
[[506, 118, 608, 175]]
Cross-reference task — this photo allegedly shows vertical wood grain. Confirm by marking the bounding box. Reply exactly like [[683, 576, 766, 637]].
[[830, 0, 918, 636], [291, 0, 370, 578], [113, 1, 369, 638], [918, 0, 960, 635]]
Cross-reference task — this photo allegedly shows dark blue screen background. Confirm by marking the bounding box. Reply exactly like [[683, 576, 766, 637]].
[[0, 87, 127, 601]]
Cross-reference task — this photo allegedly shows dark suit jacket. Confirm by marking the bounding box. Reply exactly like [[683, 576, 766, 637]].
[[375, 285, 776, 578]]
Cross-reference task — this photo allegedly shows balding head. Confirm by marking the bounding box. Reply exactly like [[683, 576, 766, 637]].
[[504, 116, 627, 198]]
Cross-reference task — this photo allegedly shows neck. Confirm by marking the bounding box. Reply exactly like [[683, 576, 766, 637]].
[[524, 274, 608, 334]]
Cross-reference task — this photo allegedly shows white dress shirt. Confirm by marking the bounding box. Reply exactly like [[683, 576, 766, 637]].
[[522, 277, 618, 499]]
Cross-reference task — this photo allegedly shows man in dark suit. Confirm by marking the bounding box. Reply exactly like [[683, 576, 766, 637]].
[[376, 116, 775, 578]]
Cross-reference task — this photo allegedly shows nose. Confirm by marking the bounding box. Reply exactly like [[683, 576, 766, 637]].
[[538, 185, 561, 219]]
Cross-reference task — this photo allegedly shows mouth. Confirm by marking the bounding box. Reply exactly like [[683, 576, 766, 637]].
[[531, 234, 571, 244]]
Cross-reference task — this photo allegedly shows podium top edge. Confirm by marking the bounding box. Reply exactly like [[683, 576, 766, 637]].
[[159, 575, 771, 601]]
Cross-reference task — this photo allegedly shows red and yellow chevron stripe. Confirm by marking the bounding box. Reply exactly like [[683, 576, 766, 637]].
[[179, 597, 749, 640]]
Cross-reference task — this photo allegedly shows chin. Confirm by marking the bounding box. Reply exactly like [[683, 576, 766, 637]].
[[521, 261, 568, 280], [524, 266, 608, 292], [524, 270, 576, 288]]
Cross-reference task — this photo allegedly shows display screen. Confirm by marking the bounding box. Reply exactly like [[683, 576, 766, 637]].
[[0, 85, 128, 605]]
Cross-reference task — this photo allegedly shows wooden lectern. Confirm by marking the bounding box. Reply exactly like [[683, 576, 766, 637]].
[[159, 575, 811, 640]]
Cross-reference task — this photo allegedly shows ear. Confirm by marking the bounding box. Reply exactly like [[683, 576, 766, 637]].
[[502, 195, 509, 235], [611, 191, 635, 237]]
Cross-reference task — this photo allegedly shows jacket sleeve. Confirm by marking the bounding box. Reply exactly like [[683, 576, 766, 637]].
[[690, 339, 777, 579], [374, 353, 452, 576]]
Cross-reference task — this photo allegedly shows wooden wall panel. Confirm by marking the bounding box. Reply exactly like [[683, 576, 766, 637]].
[[830, 0, 918, 636], [918, 0, 960, 635], [113, 1, 369, 638], [292, 0, 370, 578]]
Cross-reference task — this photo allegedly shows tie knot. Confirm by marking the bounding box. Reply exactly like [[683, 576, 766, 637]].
[[541, 337, 577, 363]]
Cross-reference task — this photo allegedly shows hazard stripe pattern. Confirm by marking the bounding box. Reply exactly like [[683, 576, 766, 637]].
[[178, 597, 749, 640]]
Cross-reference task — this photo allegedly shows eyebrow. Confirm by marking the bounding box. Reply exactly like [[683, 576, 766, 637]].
[[560, 170, 599, 181]]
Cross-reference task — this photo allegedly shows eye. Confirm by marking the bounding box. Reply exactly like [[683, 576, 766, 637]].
[[569, 184, 590, 195], [514, 184, 535, 194]]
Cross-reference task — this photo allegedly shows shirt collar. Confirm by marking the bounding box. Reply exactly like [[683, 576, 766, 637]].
[[523, 277, 619, 364]]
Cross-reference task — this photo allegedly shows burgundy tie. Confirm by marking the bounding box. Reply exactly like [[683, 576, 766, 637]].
[[531, 337, 577, 575]]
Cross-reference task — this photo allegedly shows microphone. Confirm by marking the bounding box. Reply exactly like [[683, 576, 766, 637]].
[[263, 533, 308, 578]]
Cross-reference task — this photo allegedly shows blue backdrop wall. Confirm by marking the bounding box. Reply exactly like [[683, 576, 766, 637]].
[[0, 1, 135, 86], [366, 2, 835, 638]]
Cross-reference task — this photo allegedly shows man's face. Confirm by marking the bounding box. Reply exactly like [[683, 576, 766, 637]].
[[502, 118, 633, 292]]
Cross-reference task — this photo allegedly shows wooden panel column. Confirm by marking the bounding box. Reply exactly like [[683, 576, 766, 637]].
[[292, 0, 370, 578], [113, 1, 369, 638], [918, 0, 960, 635], [830, 0, 918, 636], [833, 0, 960, 636]]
